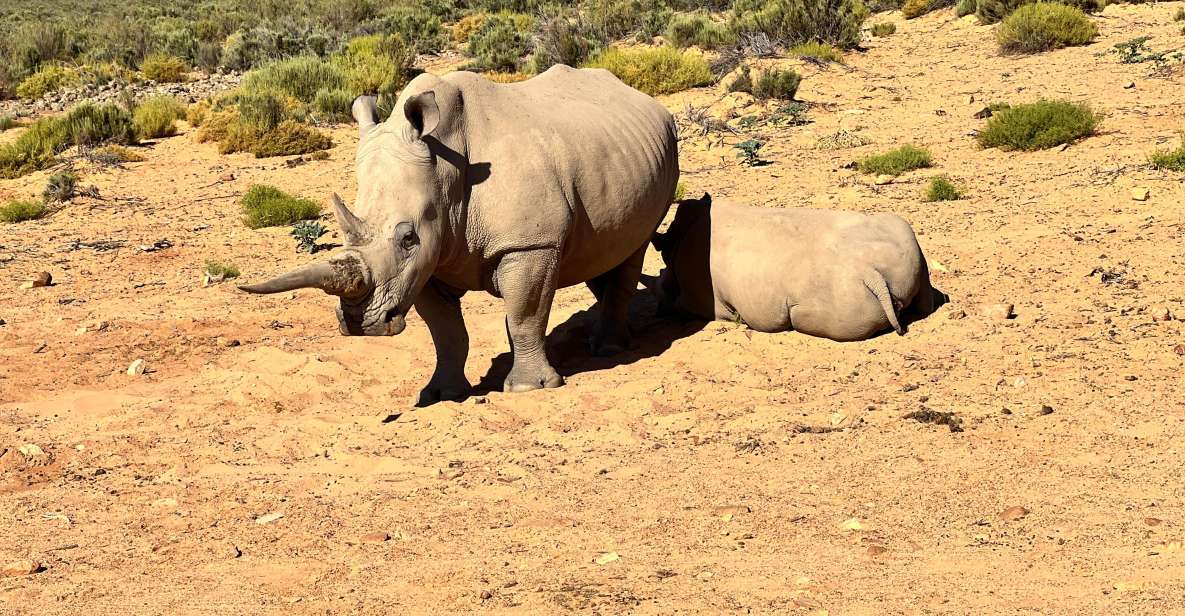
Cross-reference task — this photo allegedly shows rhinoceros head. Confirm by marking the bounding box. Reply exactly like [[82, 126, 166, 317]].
[[240, 84, 458, 337]]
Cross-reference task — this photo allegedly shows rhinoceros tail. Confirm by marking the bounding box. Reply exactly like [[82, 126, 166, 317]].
[[864, 273, 904, 336]]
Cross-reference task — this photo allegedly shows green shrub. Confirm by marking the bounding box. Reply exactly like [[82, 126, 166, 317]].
[[242, 56, 347, 104], [976, 99, 1099, 150], [381, 4, 446, 53], [455, 13, 489, 42], [903, 0, 955, 19], [0, 121, 63, 179], [752, 68, 801, 100], [528, 11, 596, 73], [0, 199, 48, 223], [332, 35, 416, 98], [584, 46, 712, 96], [220, 28, 280, 71], [870, 22, 897, 36], [728, 65, 754, 93], [858, 144, 933, 175], [204, 261, 241, 279], [977, 0, 1098, 24], [91, 145, 145, 164], [666, 12, 736, 48], [140, 53, 189, 82], [1148, 134, 1185, 172], [133, 96, 186, 138], [313, 88, 354, 122], [956, 0, 977, 16], [7, 22, 74, 77], [43, 170, 78, 202], [996, 3, 1097, 54], [1175, 7, 1185, 21], [61, 103, 138, 148], [469, 13, 536, 71], [729, 0, 869, 50], [241, 185, 323, 228], [790, 42, 844, 62], [16, 64, 80, 99], [0, 117, 17, 132], [923, 176, 963, 201], [247, 121, 334, 158], [584, 0, 673, 41]]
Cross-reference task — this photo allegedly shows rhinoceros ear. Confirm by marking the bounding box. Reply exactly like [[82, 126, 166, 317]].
[[404, 91, 439, 140], [352, 95, 379, 141]]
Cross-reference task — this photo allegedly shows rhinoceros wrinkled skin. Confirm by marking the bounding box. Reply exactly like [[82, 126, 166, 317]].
[[240, 65, 679, 404], [651, 194, 939, 341]]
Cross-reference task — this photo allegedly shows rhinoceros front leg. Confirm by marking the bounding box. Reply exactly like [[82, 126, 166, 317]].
[[586, 243, 646, 356], [414, 279, 471, 406], [496, 249, 564, 393]]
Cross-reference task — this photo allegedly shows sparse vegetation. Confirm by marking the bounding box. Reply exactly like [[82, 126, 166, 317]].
[[789, 42, 844, 63], [728, 65, 754, 93], [468, 13, 535, 71], [241, 184, 322, 229], [528, 10, 595, 73], [0, 116, 17, 131], [976, 99, 1099, 151], [140, 53, 189, 82], [729, 0, 870, 50], [923, 176, 963, 201], [204, 261, 241, 280], [584, 46, 712, 96], [995, 3, 1097, 54], [1175, 7, 1185, 21], [292, 220, 328, 253], [870, 22, 897, 36], [332, 34, 416, 101], [1148, 134, 1185, 172], [666, 12, 735, 49], [0, 103, 137, 178], [43, 170, 78, 202], [858, 144, 933, 175], [816, 129, 871, 149], [735, 139, 768, 166], [1106, 36, 1184, 67], [133, 95, 186, 138], [0, 199, 48, 223], [752, 68, 801, 100], [976, 0, 1099, 25], [16, 64, 80, 99], [90, 145, 145, 164], [903, 0, 955, 19], [242, 56, 346, 104]]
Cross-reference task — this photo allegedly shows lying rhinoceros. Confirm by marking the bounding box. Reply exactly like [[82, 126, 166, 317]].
[[650, 194, 938, 341], [240, 65, 679, 403]]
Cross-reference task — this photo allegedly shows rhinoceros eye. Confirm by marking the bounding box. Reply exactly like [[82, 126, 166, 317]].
[[395, 222, 418, 253]]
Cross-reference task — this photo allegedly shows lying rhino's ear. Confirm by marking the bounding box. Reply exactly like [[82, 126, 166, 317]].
[[404, 91, 440, 140], [352, 95, 379, 141], [699, 192, 712, 206]]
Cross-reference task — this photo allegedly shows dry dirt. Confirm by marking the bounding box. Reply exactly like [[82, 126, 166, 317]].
[[3, 5, 1185, 614]]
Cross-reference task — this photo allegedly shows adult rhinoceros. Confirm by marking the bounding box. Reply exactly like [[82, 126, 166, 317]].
[[240, 65, 679, 404]]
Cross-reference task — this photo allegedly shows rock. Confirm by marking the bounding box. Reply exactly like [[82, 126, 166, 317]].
[[1175, 344, 1185, 356], [972, 106, 993, 119], [1149, 305, 1173, 322], [1039, 405, 1054, 416], [594, 552, 620, 565], [866, 545, 889, 557], [0, 559, 41, 577], [151, 498, 178, 508], [480, 590, 493, 600], [255, 512, 284, 524], [997, 506, 1029, 522], [696, 571, 714, 580], [841, 518, 865, 531], [127, 359, 147, 376], [963, 94, 975, 105], [1145, 517, 1163, 526], [219, 172, 236, 182], [1131, 187, 1150, 201], [19, 444, 45, 458], [711, 505, 751, 516], [979, 302, 1014, 320], [360, 531, 390, 543], [20, 271, 52, 289], [216, 337, 241, 348], [873, 174, 893, 186], [948, 308, 966, 320], [1123, 81, 1135, 89]]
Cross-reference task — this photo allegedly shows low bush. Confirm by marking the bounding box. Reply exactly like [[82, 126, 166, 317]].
[[0, 120, 64, 178], [729, 0, 869, 50], [332, 34, 416, 98], [469, 13, 536, 71], [0, 117, 17, 131], [528, 12, 596, 73], [90, 145, 145, 164], [1148, 134, 1185, 172], [1, 103, 138, 178], [583, 0, 673, 41], [790, 42, 844, 62], [133, 96, 186, 138], [727, 65, 754, 93], [16, 65, 80, 99], [242, 56, 347, 104], [923, 176, 963, 201], [1175, 7, 1185, 21], [381, 4, 446, 53], [956, 0, 978, 16], [858, 144, 933, 175], [995, 3, 1097, 54], [976, 99, 1098, 150], [903, 0, 955, 19], [61, 103, 138, 148], [187, 101, 210, 127], [204, 261, 241, 279], [140, 53, 189, 82], [0, 199, 48, 223], [454, 13, 489, 42], [220, 28, 280, 72], [752, 68, 801, 100], [666, 12, 735, 48], [485, 71, 533, 82], [246, 120, 334, 158], [241, 185, 323, 228], [584, 46, 712, 96], [977, 0, 1098, 24], [42, 170, 78, 202], [870, 22, 897, 36], [313, 88, 354, 122]]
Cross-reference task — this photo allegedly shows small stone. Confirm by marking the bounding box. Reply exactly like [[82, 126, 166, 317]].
[[873, 174, 893, 185], [696, 571, 714, 580], [711, 505, 751, 516], [480, 590, 493, 600], [997, 506, 1029, 522], [0, 560, 41, 577], [1149, 306, 1173, 322], [439, 468, 465, 480], [972, 106, 993, 119], [255, 512, 284, 525], [127, 359, 147, 376], [217, 337, 241, 347], [841, 518, 864, 531], [594, 552, 620, 565], [151, 498, 178, 508], [947, 308, 967, 320], [963, 94, 975, 105], [360, 531, 390, 543], [1123, 81, 1135, 89], [19, 444, 45, 457], [866, 545, 889, 557], [1174, 344, 1185, 356], [979, 302, 1014, 320], [1038, 405, 1054, 416], [1131, 187, 1150, 201], [1013, 377, 1027, 388], [21, 271, 52, 289], [1145, 517, 1163, 526]]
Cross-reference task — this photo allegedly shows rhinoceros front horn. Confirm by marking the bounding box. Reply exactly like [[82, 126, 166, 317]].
[[238, 253, 370, 297]]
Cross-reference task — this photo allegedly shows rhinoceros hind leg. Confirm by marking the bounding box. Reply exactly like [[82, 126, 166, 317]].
[[414, 279, 472, 406], [586, 244, 646, 356], [497, 249, 565, 393]]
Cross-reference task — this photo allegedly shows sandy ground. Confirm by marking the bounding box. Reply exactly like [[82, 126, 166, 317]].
[[3, 4, 1185, 614]]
